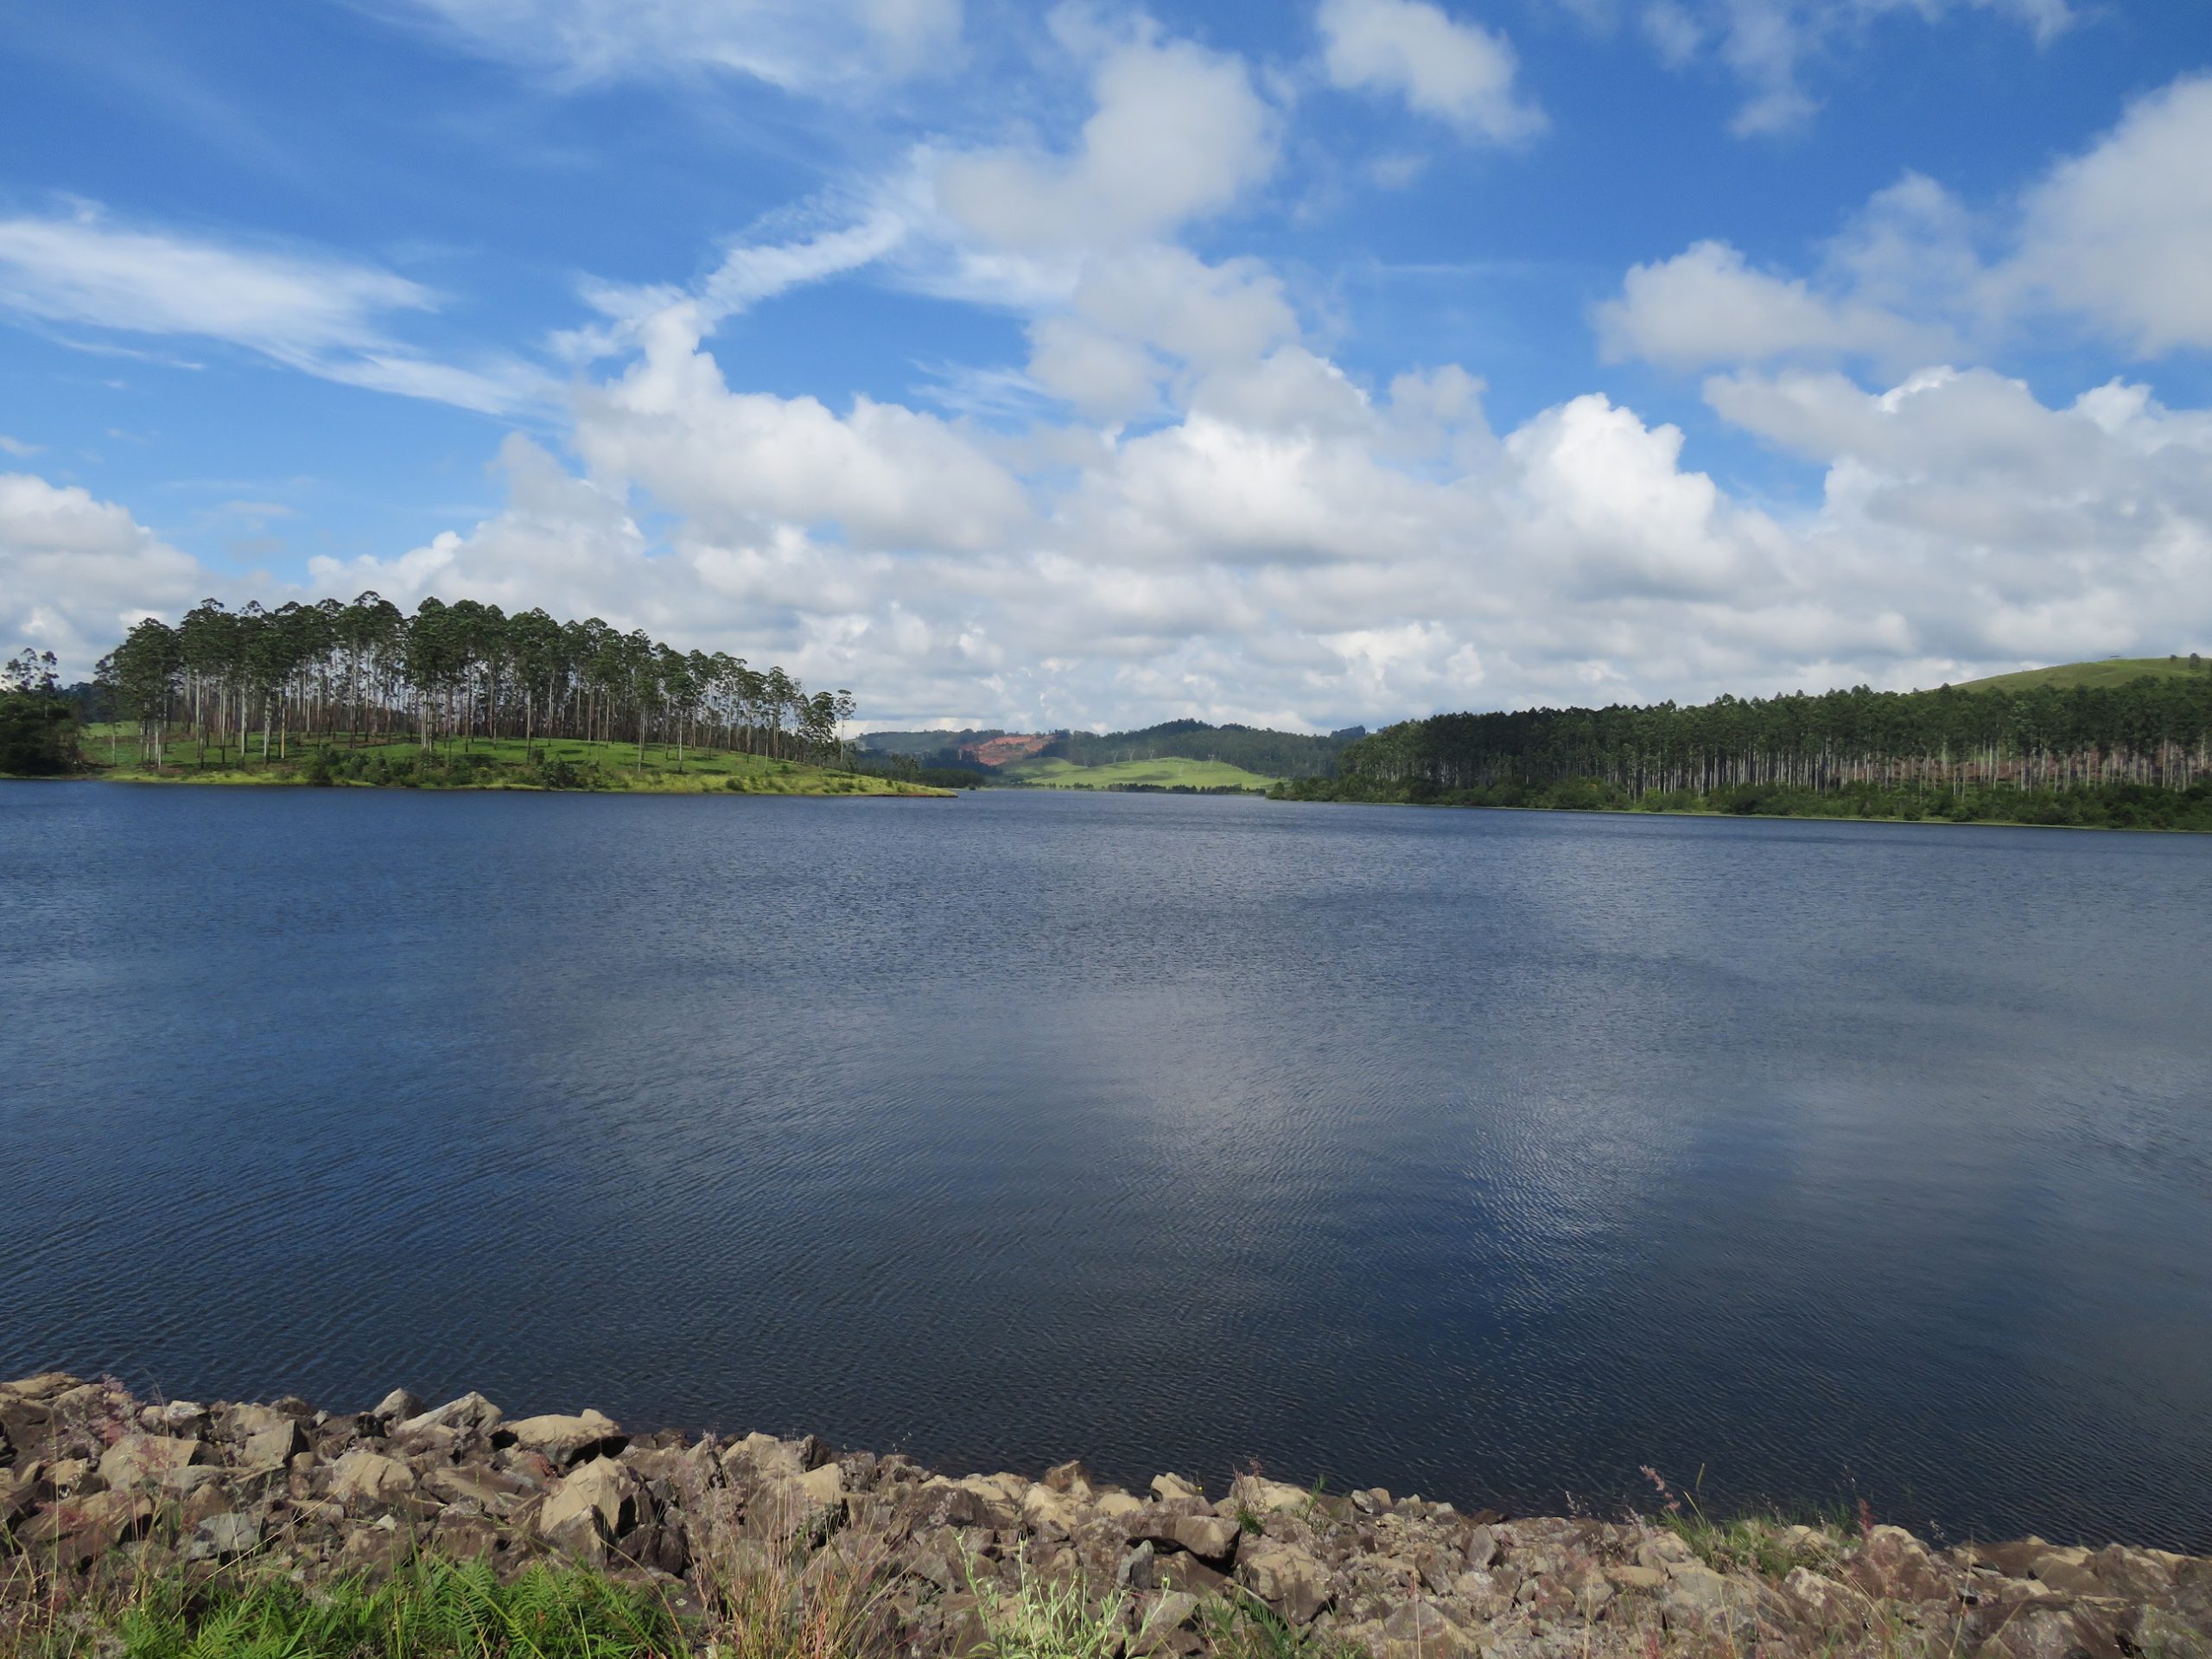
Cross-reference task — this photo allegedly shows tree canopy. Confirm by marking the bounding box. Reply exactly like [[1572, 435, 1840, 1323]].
[[92, 594, 855, 770]]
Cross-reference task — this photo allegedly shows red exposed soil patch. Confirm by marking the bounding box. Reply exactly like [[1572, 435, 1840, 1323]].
[[962, 733, 1056, 767]]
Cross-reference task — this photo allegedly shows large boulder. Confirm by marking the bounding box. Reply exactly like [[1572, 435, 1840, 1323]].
[[1237, 1541, 1333, 1624], [537, 1456, 642, 1561], [328, 1448, 416, 1507], [98, 1434, 207, 1491], [504, 1410, 626, 1468]]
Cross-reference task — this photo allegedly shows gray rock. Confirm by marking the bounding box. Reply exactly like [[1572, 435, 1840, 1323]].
[[187, 1510, 263, 1563]]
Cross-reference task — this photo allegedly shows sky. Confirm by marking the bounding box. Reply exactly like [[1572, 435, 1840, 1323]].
[[3, 0, 2210, 732]]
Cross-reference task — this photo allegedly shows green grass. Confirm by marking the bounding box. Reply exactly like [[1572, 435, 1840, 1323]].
[[1945, 655, 2212, 693], [6, 1554, 680, 1659], [65, 732, 950, 798], [999, 755, 1279, 791]]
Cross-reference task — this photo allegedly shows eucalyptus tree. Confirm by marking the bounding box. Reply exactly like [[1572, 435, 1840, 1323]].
[[73, 588, 855, 770]]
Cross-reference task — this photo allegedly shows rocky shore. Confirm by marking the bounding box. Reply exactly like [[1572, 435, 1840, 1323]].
[[4, 1372, 2207, 1659]]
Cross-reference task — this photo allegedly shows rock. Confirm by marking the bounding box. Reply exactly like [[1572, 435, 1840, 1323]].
[[1975, 1603, 2120, 1659], [1608, 1565, 1667, 1592], [220, 1403, 293, 1442], [139, 1401, 209, 1438], [1785, 1566, 1872, 1630], [370, 1388, 424, 1426], [505, 1410, 626, 1468], [1133, 1591, 1202, 1655], [1847, 1525, 1955, 1605], [396, 1392, 502, 1441], [328, 1449, 416, 1506], [1378, 1601, 1475, 1659], [1662, 1562, 1734, 1624], [1130, 1507, 1239, 1564], [22, 1489, 153, 1570], [1238, 1541, 1334, 1624], [798, 1461, 844, 1515], [1151, 1473, 1202, 1503], [1229, 1475, 1312, 1518], [1041, 1459, 1094, 1497], [538, 1456, 642, 1559], [98, 1434, 207, 1490], [426, 1461, 540, 1517], [1097, 1491, 1144, 1519], [1464, 1522, 1499, 1568], [1023, 1481, 1084, 1539], [187, 1510, 263, 1563], [240, 1419, 308, 1471]]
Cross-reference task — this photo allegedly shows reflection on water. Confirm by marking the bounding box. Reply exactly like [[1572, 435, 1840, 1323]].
[[3, 784, 2208, 1548]]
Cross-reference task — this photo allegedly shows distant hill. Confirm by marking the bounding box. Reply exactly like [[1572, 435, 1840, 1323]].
[[858, 718, 1363, 783], [857, 728, 1006, 758], [1946, 655, 2209, 693]]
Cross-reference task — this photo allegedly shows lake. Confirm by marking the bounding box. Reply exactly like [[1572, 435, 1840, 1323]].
[[3, 783, 2208, 1549]]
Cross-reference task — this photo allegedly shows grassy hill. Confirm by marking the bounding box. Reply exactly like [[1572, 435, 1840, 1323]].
[[1947, 655, 2210, 693], [1001, 754, 1279, 791], [68, 730, 952, 797]]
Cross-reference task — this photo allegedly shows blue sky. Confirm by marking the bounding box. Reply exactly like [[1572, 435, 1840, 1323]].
[[3, 0, 2209, 730]]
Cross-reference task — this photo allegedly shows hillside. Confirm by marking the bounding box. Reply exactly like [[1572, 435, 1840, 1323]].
[[1001, 754, 1279, 791], [858, 718, 1361, 783], [1946, 654, 2209, 693]]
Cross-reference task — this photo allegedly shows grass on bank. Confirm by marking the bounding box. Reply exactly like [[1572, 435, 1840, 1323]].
[[67, 731, 950, 798], [999, 755, 1280, 792], [1946, 654, 2211, 694], [3, 1554, 679, 1659], [1, 1541, 1351, 1659]]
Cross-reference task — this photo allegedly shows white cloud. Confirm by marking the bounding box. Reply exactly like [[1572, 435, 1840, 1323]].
[[1598, 71, 2212, 372], [1318, 0, 1543, 143], [935, 29, 1279, 252], [0, 435, 40, 457], [1607, 0, 2075, 136], [570, 305, 1031, 553], [0, 206, 543, 414], [2011, 73, 2212, 355], [365, 0, 962, 91], [1595, 238, 1941, 369], [0, 473, 209, 672]]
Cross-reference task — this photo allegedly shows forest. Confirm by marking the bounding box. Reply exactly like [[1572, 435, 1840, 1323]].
[[1279, 664, 2212, 830], [88, 593, 856, 770], [856, 719, 1363, 782], [1050, 719, 1363, 780]]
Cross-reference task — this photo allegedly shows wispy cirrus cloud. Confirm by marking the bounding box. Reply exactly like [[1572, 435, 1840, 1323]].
[[353, 0, 963, 92], [0, 205, 547, 414]]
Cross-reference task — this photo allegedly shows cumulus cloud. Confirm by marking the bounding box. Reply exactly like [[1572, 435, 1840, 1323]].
[[1317, 0, 1543, 142], [363, 0, 962, 91], [934, 28, 1279, 252], [0, 206, 543, 414], [1599, 72, 2212, 373], [0, 473, 209, 671], [1594, 238, 1942, 369], [2010, 73, 2212, 355]]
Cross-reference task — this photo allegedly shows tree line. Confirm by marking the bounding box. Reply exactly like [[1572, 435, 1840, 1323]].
[[1049, 719, 1364, 780], [1293, 665, 2212, 802], [95, 594, 856, 769]]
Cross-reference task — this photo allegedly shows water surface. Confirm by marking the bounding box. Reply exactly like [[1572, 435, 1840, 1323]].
[[3, 784, 2208, 1548]]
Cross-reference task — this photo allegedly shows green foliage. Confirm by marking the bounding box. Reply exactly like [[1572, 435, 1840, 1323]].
[[1194, 1592, 1358, 1659], [967, 1553, 1128, 1659], [0, 650, 80, 776], [1950, 655, 2212, 693], [88, 734, 944, 797], [1048, 720, 1357, 781], [1283, 670, 2212, 829], [20, 1555, 680, 1659], [1002, 756, 1279, 791]]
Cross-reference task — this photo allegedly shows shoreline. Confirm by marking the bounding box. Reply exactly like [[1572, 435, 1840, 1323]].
[[6, 1375, 2207, 1659]]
